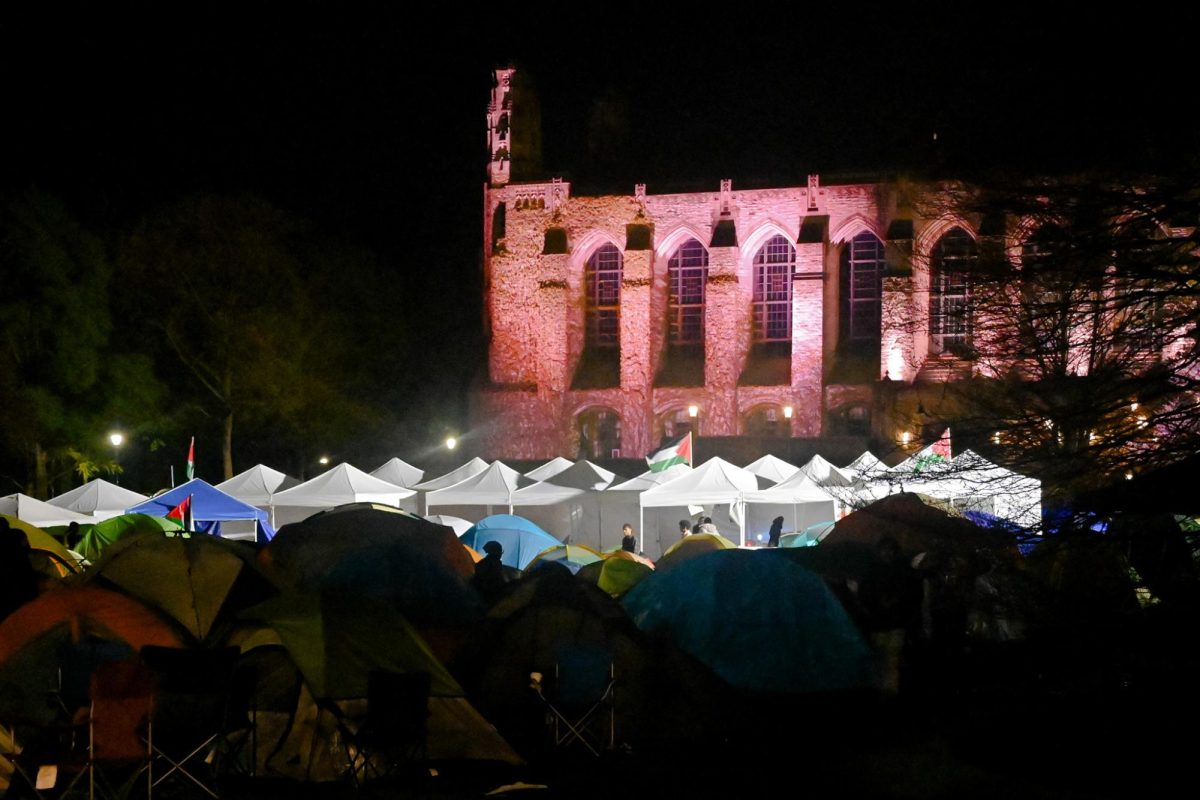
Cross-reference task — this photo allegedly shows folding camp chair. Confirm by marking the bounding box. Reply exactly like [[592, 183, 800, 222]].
[[530, 643, 615, 757], [81, 660, 154, 800], [140, 646, 243, 799], [335, 671, 431, 787]]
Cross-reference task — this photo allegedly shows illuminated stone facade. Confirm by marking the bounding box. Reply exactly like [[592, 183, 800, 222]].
[[471, 68, 1183, 462]]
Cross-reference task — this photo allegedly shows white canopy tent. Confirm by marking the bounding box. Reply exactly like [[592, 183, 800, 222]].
[[509, 460, 616, 547], [271, 463, 414, 526], [744, 472, 838, 542], [601, 464, 693, 559], [47, 479, 148, 521], [423, 513, 474, 535], [216, 464, 301, 527], [369, 457, 425, 489], [798, 455, 855, 487], [412, 457, 490, 515], [926, 449, 1043, 529], [843, 451, 887, 479], [523, 457, 575, 481], [743, 454, 801, 484], [639, 457, 759, 546], [1, 493, 91, 528], [424, 461, 533, 517]]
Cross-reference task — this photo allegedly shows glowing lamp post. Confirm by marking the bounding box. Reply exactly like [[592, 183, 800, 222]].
[[782, 406, 793, 419], [318, 455, 330, 466], [108, 431, 125, 485], [445, 436, 458, 451]]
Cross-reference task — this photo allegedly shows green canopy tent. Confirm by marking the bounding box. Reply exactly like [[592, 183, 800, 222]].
[[71, 513, 182, 563]]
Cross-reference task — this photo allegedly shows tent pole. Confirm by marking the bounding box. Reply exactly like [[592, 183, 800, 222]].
[[638, 500, 644, 554], [738, 496, 745, 547]]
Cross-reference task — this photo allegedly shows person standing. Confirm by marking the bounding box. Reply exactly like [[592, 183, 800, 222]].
[[621, 523, 637, 552], [767, 516, 785, 548], [678, 519, 692, 539]]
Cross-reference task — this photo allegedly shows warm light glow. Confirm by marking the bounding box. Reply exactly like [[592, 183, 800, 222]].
[[318, 455, 330, 465], [782, 405, 793, 419], [1130, 401, 1139, 412], [1136, 415, 1148, 428], [687, 405, 698, 418], [1125, 471, 1134, 480], [992, 432, 1001, 445], [1088, 431, 1097, 443], [886, 346, 906, 382], [900, 431, 912, 445], [445, 437, 458, 450], [108, 432, 125, 447]]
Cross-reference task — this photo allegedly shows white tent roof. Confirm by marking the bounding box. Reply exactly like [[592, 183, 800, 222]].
[[47, 479, 147, 519], [743, 454, 800, 484], [640, 457, 759, 508], [1, 493, 91, 527], [370, 457, 425, 488], [425, 461, 534, 508], [272, 463, 414, 508], [799, 455, 855, 487], [423, 514, 474, 535], [606, 464, 692, 493], [412, 458, 490, 492], [511, 460, 617, 506], [524, 457, 575, 481], [216, 464, 299, 506], [744, 472, 836, 505], [843, 451, 886, 478]]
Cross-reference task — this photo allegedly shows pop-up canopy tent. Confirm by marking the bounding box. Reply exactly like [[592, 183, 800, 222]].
[[639, 457, 759, 546], [922, 449, 1043, 529], [126, 479, 275, 542], [743, 454, 800, 484], [798, 455, 855, 487], [601, 464, 694, 560], [216, 464, 300, 508], [425, 461, 533, 516], [369, 457, 425, 490], [412, 457, 490, 515], [271, 463, 415, 526], [47, 479, 148, 521], [0, 493, 91, 528], [844, 451, 886, 479], [523, 457, 575, 481], [744, 471, 838, 543], [510, 460, 617, 545]]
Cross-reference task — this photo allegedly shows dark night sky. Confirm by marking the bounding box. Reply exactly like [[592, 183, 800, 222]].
[[3, 5, 1196, 410]]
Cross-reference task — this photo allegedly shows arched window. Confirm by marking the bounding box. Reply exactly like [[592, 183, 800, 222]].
[[929, 227, 977, 353], [840, 232, 885, 344], [743, 405, 787, 437], [752, 235, 795, 343], [578, 407, 621, 459], [667, 239, 708, 345], [659, 407, 695, 440], [1019, 225, 1070, 361], [585, 244, 622, 348]]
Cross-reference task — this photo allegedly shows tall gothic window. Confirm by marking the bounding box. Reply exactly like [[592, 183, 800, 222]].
[[752, 235, 795, 343], [667, 238, 708, 345], [585, 244, 622, 348], [929, 227, 976, 353], [840, 232, 885, 344]]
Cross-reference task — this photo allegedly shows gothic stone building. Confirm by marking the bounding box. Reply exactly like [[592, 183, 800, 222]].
[[470, 68, 1180, 463]]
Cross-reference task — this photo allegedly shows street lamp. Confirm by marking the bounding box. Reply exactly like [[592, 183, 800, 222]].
[[445, 436, 458, 451], [318, 455, 330, 466], [108, 431, 125, 484]]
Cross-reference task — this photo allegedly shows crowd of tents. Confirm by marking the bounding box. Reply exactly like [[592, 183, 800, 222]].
[[12, 448, 1189, 794]]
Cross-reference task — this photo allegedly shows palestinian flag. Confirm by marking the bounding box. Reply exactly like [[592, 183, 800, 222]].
[[911, 428, 952, 473], [186, 436, 195, 481], [646, 432, 693, 472], [166, 494, 193, 532]]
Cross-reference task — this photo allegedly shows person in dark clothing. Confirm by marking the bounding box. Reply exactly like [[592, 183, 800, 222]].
[[0, 519, 40, 622], [858, 536, 924, 694], [473, 540, 509, 603], [767, 516, 785, 548], [621, 523, 637, 553]]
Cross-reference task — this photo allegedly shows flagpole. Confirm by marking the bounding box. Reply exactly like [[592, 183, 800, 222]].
[[170, 465, 175, 488]]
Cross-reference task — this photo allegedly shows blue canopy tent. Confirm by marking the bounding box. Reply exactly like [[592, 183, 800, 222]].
[[459, 514, 559, 570], [127, 479, 276, 542]]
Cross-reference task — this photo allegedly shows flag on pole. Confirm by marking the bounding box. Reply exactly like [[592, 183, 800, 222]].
[[166, 494, 194, 532], [186, 436, 195, 481], [646, 432, 693, 472]]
